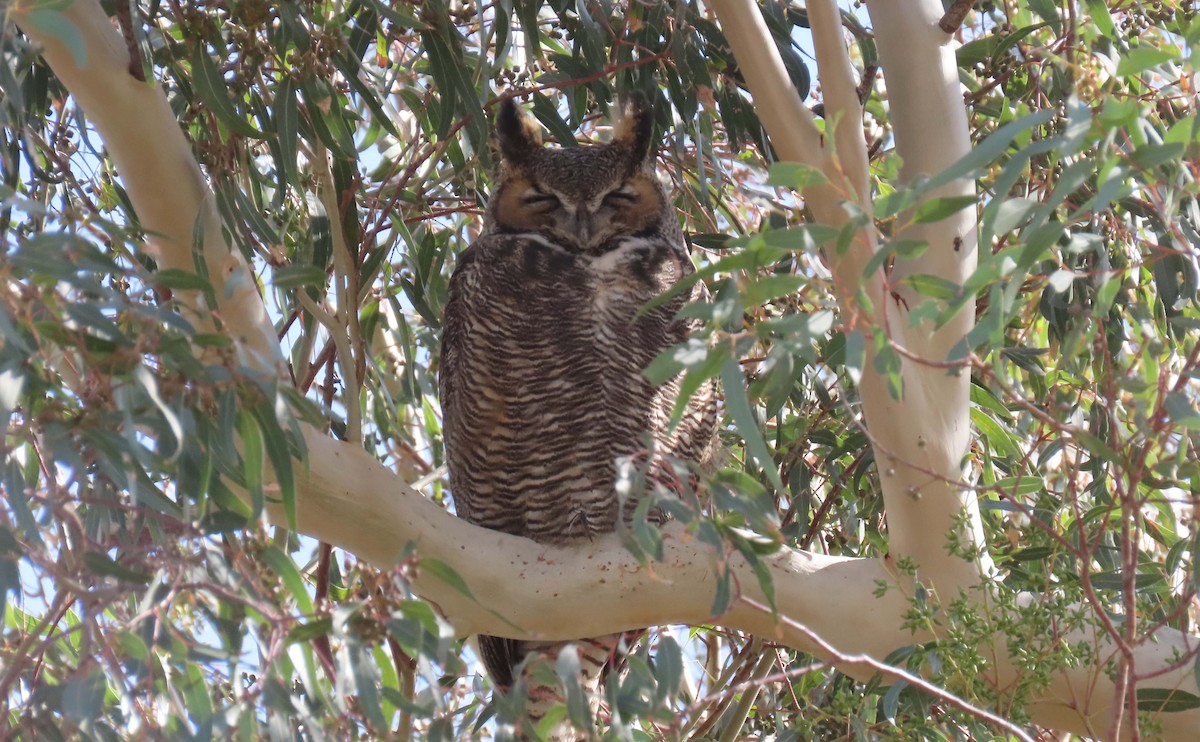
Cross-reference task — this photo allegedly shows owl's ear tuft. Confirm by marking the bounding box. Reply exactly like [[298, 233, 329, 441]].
[[495, 97, 543, 164], [612, 93, 654, 166]]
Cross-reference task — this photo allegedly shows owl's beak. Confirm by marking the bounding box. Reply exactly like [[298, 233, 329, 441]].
[[573, 209, 594, 245]]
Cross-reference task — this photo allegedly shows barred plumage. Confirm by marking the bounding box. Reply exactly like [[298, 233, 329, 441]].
[[439, 95, 717, 739]]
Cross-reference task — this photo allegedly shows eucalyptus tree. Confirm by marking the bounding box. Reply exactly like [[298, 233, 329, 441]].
[[2, 0, 1199, 739]]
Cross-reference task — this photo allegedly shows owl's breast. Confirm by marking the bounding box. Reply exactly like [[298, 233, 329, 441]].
[[586, 236, 686, 292], [440, 232, 708, 544]]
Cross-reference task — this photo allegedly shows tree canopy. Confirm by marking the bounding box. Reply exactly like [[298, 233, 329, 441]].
[[2, 0, 1200, 739]]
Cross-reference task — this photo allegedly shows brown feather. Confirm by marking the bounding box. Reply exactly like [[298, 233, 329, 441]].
[[439, 98, 718, 739]]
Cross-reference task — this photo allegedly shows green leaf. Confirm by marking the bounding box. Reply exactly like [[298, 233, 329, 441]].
[[970, 381, 1013, 421], [190, 203, 219, 312], [1090, 570, 1165, 591], [83, 552, 151, 584], [720, 359, 784, 491], [1027, 0, 1061, 35], [990, 476, 1043, 498], [972, 408, 1022, 459], [1135, 688, 1200, 713], [273, 78, 299, 187], [347, 639, 388, 729], [1165, 392, 1200, 430], [532, 91, 578, 148], [421, 25, 487, 148], [420, 558, 475, 599], [759, 224, 840, 252], [729, 530, 777, 610], [555, 644, 591, 730], [913, 195, 977, 224], [956, 36, 1004, 68], [1084, 0, 1116, 36], [333, 51, 401, 141], [261, 545, 314, 614], [1117, 47, 1177, 78], [299, 80, 355, 159], [872, 344, 903, 400], [190, 43, 262, 138], [893, 239, 930, 260], [1002, 346, 1048, 376], [0, 528, 17, 619], [899, 274, 961, 300], [193, 333, 233, 348], [62, 670, 107, 724], [643, 343, 691, 386], [654, 635, 683, 702], [134, 364, 183, 460], [743, 274, 804, 306], [287, 617, 333, 645], [251, 397, 298, 530], [153, 268, 213, 291], [862, 239, 929, 280], [766, 162, 828, 189], [273, 265, 329, 289], [200, 509, 248, 533], [881, 680, 907, 721], [711, 564, 733, 615], [238, 409, 265, 517], [1008, 546, 1053, 562], [181, 664, 214, 726]]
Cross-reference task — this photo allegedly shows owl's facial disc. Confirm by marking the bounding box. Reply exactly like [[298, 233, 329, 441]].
[[497, 174, 664, 253]]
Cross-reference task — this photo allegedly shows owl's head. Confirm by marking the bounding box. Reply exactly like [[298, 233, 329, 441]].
[[485, 95, 674, 253]]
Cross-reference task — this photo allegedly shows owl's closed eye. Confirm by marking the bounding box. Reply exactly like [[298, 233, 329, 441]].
[[486, 96, 670, 252]]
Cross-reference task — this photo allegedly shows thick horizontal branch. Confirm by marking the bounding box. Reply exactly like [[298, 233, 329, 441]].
[[289, 431, 909, 652], [291, 429, 1200, 739]]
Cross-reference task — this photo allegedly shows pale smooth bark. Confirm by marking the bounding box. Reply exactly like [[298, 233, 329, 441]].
[[14, 0, 1200, 738], [12, 0, 282, 372], [708, 0, 1198, 738], [709, 0, 983, 595], [862, 0, 987, 588]]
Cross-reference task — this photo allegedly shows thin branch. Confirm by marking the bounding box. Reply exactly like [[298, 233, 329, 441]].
[[739, 597, 1036, 742], [116, 0, 146, 82], [807, 0, 871, 206], [938, 0, 974, 35], [314, 140, 363, 444], [14, 2, 1200, 739], [716, 643, 776, 742]]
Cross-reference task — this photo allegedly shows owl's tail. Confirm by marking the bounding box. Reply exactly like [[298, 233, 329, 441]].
[[481, 631, 636, 740]]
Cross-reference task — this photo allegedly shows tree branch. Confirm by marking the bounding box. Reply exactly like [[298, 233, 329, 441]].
[[16, 0, 282, 374], [806, 0, 869, 206], [860, 0, 985, 590], [709, 0, 983, 590], [709, 0, 883, 325], [14, 1, 1200, 738], [939, 0, 975, 35], [289, 428, 1200, 739]]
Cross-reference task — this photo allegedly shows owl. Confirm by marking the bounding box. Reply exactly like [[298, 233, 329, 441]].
[[438, 94, 717, 738]]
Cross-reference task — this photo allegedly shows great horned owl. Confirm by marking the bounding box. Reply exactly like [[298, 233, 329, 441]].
[[439, 95, 717, 737]]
